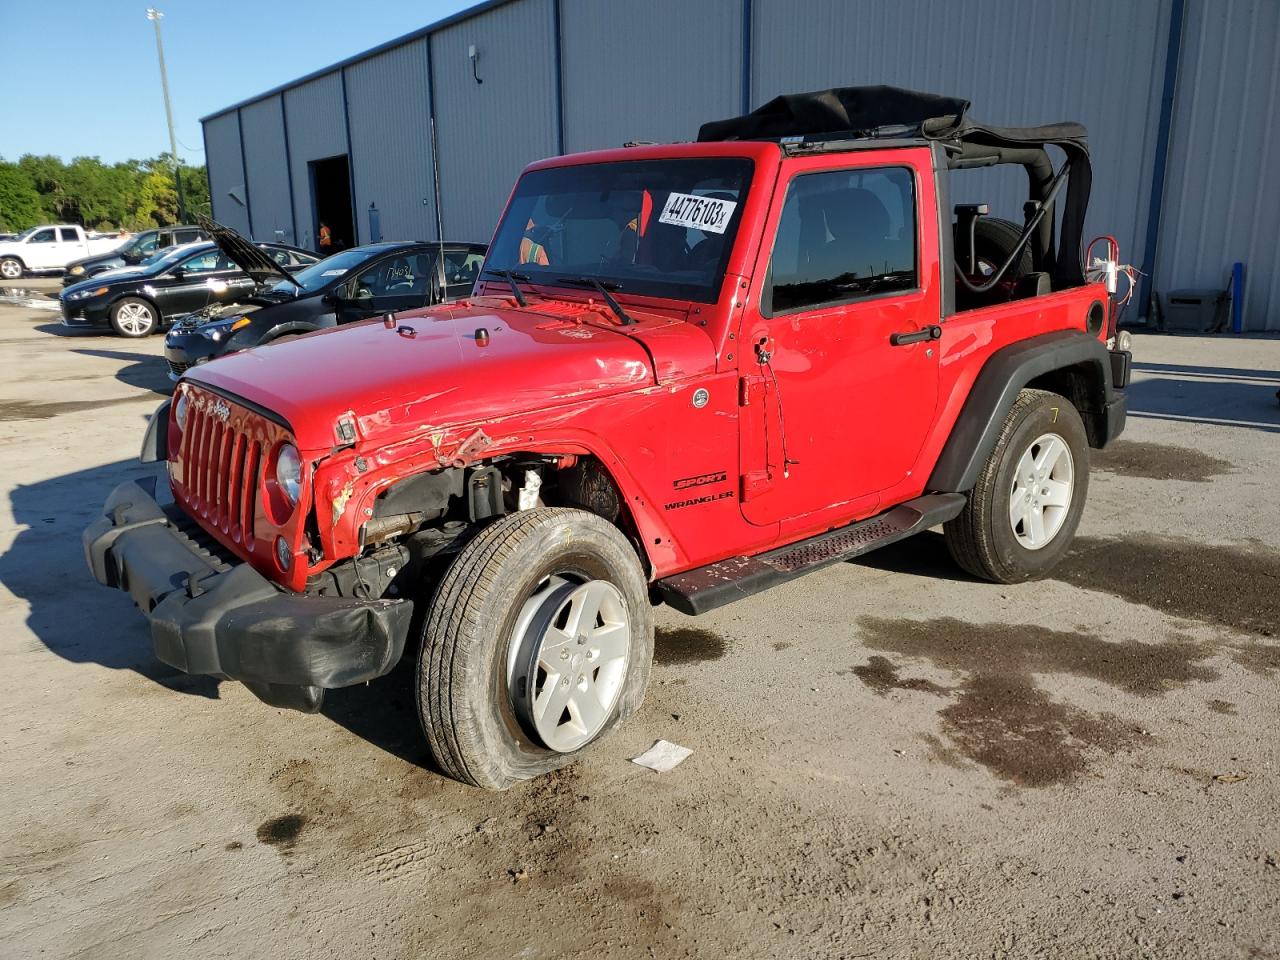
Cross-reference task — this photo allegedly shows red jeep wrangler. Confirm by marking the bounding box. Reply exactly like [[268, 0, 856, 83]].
[[85, 88, 1129, 790]]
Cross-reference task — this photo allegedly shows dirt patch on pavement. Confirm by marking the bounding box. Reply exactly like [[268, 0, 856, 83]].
[[654, 625, 727, 664], [1207, 699, 1237, 715], [852, 655, 947, 696], [851, 618, 1216, 787], [1054, 536, 1280, 638], [1091, 439, 1233, 482], [256, 813, 307, 849], [0, 395, 151, 421]]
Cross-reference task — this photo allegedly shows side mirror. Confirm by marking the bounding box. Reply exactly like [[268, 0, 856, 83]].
[[170, 267, 185, 280]]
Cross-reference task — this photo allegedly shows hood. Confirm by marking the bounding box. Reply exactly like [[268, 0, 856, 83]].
[[184, 299, 708, 451], [61, 267, 146, 295], [195, 214, 301, 291]]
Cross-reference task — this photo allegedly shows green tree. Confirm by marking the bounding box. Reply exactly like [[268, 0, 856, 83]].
[[0, 162, 44, 231], [0, 152, 209, 231]]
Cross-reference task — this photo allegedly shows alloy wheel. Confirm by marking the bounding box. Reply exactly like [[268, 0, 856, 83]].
[[508, 575, 631, 753], [116, 302, 155, 335], [1008, 432, 1074, 550]]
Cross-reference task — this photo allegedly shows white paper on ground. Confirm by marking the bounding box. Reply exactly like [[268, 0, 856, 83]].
[[630, 739, 693, 772]]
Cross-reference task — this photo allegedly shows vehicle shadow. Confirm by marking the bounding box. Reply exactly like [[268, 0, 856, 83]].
[[71, 347, 171, 396], [0, 455, 222, 699], [851, 529, 979, 582], [2, 452, 447, 769], [320, 659, 448, 774], [1127, 359, 1280, 434]]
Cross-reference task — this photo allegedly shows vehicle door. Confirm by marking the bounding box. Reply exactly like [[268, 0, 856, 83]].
[[738, 152, 941, 528], [24, 228, 59, 270], [437, 246, 486, 302], [58, 227, 88, 263], [159, 249, 251, 317], [335, 252, 435, 323]]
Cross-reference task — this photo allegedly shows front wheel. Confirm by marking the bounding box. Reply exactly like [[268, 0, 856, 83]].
[[417, 508, 653, 790], [944, 389, 1089, 583], [110, 297, 159, 337], [0, 258, 23, 280]]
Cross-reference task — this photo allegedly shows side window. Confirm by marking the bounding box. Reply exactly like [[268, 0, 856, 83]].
[[292, 251, 320, 265], [30, 229, 56, 243], [352, 255, 432, 299], [181, 251, 232, 274], [766, 166, 917, 315], [269, 248, 292, 266], [59, 228, 80, 242], [442, 248, 484, 292], [174, 230, 201, 244]]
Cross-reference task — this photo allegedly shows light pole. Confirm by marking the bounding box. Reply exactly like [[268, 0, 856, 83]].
[[145, 8, 187, 221]]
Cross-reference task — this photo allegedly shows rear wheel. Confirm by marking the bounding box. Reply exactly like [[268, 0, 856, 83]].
[[0, 258, 22, 280], [110, 297, 159, 337], [944, 389, 1089, 583], [417, 508, 653, 790]]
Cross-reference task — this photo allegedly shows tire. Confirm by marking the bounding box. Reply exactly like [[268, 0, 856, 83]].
[[0, 257, 23, 281], [110, 297, 159, 338], [418, 508, 653, 790], [944, 389, 1089, 584], [969, 217, 1034, 281]]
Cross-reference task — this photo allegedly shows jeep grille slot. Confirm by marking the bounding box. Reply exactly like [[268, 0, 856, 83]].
[[184, 398, 263, 547]]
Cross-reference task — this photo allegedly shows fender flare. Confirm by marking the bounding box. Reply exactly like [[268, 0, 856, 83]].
[[928, 329, 1119, 493]]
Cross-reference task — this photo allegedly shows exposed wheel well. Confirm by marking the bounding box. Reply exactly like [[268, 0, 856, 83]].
[[1025, 361, 1108, 447]]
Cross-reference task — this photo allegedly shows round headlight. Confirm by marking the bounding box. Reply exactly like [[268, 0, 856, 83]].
[[70, 265, 85, 275], [275, 443, 301, 506], [174, 393, 188, 430]]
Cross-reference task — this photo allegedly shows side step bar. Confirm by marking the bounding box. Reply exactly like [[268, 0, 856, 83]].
[[655, 493, 967, 616]]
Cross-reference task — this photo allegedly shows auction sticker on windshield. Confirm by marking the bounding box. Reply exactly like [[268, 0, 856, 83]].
[[658, 192, 737, 234]]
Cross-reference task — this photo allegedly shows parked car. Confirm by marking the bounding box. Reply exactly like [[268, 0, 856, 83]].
[[63, 224, 208, 286], [163, 224, 485, 379], [59, 239, 318, 337], [84, 87, 1130, 790], [0, 224, 124, 279]]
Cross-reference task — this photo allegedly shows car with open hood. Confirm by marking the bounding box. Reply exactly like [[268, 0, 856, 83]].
[[58, 232, 318, 337], [162, 223, 486, 379], [62, 224, 208, 287], [84, 87, 1131, 791]]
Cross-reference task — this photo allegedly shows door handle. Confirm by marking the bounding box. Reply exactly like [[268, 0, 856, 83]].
[[889, 325, 942, 346]]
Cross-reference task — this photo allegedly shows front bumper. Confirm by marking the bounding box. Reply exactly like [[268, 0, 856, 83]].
[[83, 478, 413, 712], [164, 329, 219, 380], [60, 298, 110, 328]]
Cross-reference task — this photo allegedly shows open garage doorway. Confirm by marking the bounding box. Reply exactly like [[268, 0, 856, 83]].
[[309, 155, 354, 254]]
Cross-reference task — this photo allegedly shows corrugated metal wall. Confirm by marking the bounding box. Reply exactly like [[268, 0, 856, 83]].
[[429, 0, 558, 243], [345, 38, 438, 245], [750, 0, 1173, 284], [1157, 0, 1280, 331], [203, 111, 251, 235], [239, 95, 295, 244], [202, 0, 1279, 329], [282, 72, 349, 251], [559, 0, 743, 152]]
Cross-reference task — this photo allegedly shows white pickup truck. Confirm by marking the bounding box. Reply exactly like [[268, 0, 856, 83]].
[[0, 225, 124, 280]]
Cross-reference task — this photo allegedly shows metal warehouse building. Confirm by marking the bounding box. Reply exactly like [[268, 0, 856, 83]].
[[202, 0, 1280, 329]]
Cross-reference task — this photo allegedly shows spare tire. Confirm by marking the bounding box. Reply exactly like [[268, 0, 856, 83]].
[[966, 217, 1033, 282]]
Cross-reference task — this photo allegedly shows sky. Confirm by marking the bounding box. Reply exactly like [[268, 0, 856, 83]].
[[0, 0, 474, 165]]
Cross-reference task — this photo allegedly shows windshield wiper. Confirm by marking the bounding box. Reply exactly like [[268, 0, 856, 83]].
[[557, 276, 634, 325], [483, 268, 532, 307]]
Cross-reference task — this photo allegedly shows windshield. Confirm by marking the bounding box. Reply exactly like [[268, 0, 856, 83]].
[[485, 157, 753, 303], [14, 226, 40, 241], [273, 248, 381, 293]]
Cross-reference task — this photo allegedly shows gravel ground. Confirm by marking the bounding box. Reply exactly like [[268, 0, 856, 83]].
[[2, 279, 1278, 959]]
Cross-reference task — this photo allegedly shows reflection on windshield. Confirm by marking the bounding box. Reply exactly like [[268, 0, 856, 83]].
[[275, 248, 378, 293], [485, 158, 752, 303]]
